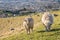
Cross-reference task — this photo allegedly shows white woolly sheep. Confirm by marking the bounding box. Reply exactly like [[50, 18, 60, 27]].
[[23, 16, 34, 34], [41, 11, 54, 31]]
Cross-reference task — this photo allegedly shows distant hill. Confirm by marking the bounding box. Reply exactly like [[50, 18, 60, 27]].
[[0, 0, 60, 12]]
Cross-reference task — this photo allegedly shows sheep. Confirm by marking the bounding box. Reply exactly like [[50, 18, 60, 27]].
[[41, 11, 54, 31], [23, 16, 34, 34]]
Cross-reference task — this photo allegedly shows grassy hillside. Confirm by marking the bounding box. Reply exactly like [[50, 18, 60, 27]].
[[0, 10, 60, 40]]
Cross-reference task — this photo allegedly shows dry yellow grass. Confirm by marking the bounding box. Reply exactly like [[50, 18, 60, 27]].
[[0, 13, 42, 38], [0, 10, 60, 40]]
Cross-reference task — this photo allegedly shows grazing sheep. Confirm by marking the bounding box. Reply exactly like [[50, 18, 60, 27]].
[[23, 16, 34, 34], [41, 11, 54, 31]]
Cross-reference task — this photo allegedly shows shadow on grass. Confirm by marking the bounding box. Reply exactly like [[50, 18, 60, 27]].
[[37, 30, 45, 33], [51, 28, 60, 32], [37, 28, 60, 33], [36, 28, 60, 36]]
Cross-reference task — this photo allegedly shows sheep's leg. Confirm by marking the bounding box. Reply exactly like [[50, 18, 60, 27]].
[[46, 25, 51, 31], [25, 28, 28, 34], [26, 28, 30, 34], [43, 24, 48, 31], [45, 26, 48, 31], [47, 26, 50, 31], [31, 27, 33, 33], [25, 26, 30, 34], [47, 24, 51, 31], [27, 27, 30, 34]]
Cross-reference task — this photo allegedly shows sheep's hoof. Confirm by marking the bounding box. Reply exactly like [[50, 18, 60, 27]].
[[27, 32, 30, 35]]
